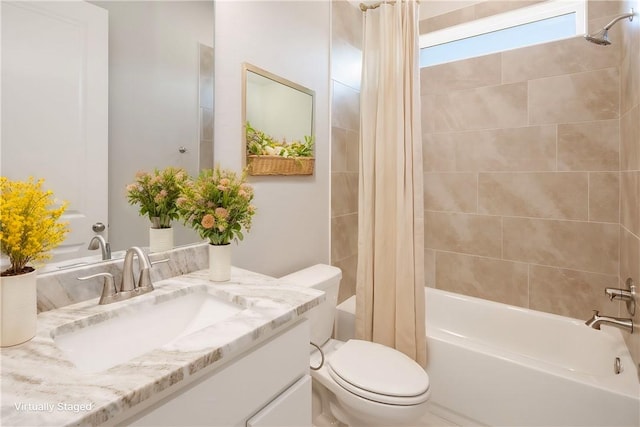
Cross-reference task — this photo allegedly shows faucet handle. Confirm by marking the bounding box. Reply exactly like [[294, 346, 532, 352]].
[[137, 258, 168, 294], [604, 280, 636, 316], [136, 258, 169, 294], [78, 272, 117, 305], [604, 287, 633, 301]]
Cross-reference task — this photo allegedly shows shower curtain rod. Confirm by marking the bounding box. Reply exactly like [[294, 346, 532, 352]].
[[360, 1, 418, 12]]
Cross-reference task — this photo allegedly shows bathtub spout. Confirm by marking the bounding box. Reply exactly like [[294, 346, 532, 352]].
[[585, 310, 634, 333]]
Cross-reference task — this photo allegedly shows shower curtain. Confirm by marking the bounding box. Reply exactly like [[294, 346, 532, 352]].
[[356, 0, 426, 366]]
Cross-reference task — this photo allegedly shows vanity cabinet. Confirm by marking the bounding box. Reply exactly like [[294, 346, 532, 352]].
[[120, 320, 311, 427]]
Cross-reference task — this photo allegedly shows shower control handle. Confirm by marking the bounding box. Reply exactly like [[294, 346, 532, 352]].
[[604, 278, 636, 316]]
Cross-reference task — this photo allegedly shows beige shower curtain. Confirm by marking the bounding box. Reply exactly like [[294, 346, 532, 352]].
[[355, 0, 426, 367]]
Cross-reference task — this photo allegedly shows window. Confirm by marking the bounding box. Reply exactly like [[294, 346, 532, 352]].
[[419, 0, 587, 68]]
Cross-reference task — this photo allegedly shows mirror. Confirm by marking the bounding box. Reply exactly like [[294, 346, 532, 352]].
[[1, 1, 214, 269], [242, 63, 315, 176]]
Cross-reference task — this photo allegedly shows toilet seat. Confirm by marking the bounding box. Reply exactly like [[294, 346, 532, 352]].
[[326, 339, 430, 406]]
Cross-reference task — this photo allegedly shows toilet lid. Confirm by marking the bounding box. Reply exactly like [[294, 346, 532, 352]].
[[327, 339, 430, 405]]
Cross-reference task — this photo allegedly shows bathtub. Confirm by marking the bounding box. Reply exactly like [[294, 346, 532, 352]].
[[335, 288, 640, 427]]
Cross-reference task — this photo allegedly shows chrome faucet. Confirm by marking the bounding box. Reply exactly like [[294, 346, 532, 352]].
[[88, 235, 111, 260], [604, 278, 636, 316], [605, 287, 634, 301], [78, 246, 167, 305], [585, 310, 634, 333], [121, 246, 154, 296]]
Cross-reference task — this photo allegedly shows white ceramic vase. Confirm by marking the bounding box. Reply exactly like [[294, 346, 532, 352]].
[[209, 244, 231, 282], [0, 269, 37, 347], [149, 227, 174, 253]]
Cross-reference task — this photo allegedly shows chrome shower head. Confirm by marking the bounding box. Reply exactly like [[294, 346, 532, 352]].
[[585, 8, 636, 46], [584, 28, 611, 46]]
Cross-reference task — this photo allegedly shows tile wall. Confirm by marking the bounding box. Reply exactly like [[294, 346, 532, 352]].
[[620, 0, 640, 373], [421, 1, 626, 320], [331, 0, 362, 303], [330, 2, 640, 373]]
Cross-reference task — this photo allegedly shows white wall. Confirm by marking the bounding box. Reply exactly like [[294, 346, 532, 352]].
[[91, 1, 214, 251], [215, 1, 331, 277]]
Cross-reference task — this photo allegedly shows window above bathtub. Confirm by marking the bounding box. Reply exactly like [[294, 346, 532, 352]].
[[419, 0, 587, 67]]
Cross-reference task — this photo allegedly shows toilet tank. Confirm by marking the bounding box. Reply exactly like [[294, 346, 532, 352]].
[[279, 264, 342, 347]]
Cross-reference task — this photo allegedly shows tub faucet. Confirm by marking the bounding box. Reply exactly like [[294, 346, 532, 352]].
[[585, 310, 634, 333], [88, 235, 111, 260]]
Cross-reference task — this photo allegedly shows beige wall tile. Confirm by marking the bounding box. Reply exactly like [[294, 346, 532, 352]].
[[331, 1, 360, 307], [473, 1, 544, 19], [435, 252, 528, 307], [557, 120, 620, 171], [419, 6, 475, 33], [423, 133, 457, 172], [424, 248, 436, 287], [421, 53, 501, 95], [425, 211, 502, 258], [331, 213, 358, 262], [199, 141, 213, 170], [332, 80, 360, 131], [332, 39, 362, 91], [423, 82, 528, 132], [332, 0, 362, 49], [621, 171, 640, 236], [424, 172, 477, 213], [478, 172, 589, 220], [588, 0, 624, 20], [621, 105, 640, 171], [529, 265, 617, 319], [334, 254, 357, 304], [503, 217, 619, 274], [620, 225, 640, 287], [331, 172, 358, 217], [589, 172, 620, 223], [503, 36, 620, 83], [620, 5, 640, 114], [529, 68, 620, 124], [619, 0, 640, 375], [332, 127, 347, 173], [345, 129, 359, 173], [455, 126, 557, 172]]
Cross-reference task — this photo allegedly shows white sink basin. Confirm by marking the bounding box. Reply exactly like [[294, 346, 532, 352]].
[[53, 288, 243, 373]]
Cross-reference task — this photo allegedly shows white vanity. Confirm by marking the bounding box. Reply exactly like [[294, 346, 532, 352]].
[[0, 247, 324, 427]]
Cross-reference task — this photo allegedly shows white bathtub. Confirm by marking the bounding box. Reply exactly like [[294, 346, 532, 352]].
[[335, 288, 640, 427]]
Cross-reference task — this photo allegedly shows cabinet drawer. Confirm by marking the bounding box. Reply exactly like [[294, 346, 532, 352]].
[[247, 375, 311, 427]]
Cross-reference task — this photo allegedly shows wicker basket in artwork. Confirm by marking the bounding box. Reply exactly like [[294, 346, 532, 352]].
[[247, 155, 314, 176]]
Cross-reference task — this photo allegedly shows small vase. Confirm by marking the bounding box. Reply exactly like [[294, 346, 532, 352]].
[[208, 243, 231, 282], [149, 227, 174, 253], [0, 269, 37, 347]]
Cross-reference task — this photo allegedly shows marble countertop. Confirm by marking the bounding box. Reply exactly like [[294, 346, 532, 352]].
[[1, 267, 324, 427]]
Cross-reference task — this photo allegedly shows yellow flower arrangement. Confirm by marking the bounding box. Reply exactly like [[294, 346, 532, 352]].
[[0, 177, 69, 276]]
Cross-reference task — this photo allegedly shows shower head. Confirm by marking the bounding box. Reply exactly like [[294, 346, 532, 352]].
[[584, 28, 611, 46], [585, 8, 636, 45]]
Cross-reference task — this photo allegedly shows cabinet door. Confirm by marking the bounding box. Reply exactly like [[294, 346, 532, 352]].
[[247, 376, 311, 427]]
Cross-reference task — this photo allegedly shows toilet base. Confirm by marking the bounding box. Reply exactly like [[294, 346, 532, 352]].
[[312, 378, 345, 427]]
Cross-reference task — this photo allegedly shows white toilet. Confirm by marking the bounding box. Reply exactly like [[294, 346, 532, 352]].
[[280, 264, 430, 427]]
